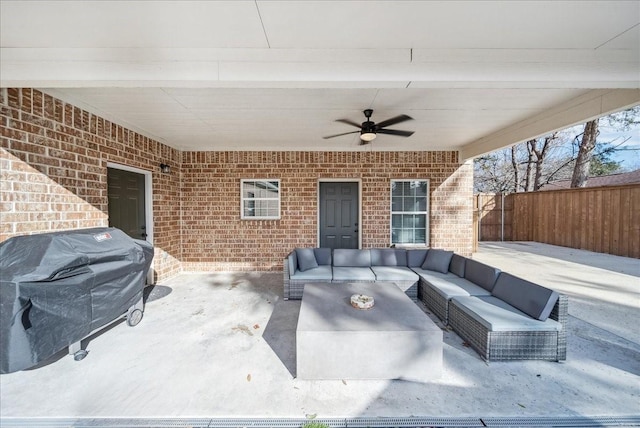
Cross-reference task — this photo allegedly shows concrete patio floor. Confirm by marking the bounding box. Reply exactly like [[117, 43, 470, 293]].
[[1, 242, 639, 426]]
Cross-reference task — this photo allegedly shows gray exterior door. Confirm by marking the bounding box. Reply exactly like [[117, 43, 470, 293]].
[[319, 182, 359, 249], [107, 167, 147, 240]]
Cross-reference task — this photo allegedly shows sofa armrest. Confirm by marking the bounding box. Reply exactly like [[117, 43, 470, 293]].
[[549, 294, 568, 361], [549, 294, 568, 324], [283, 252, 293, 300]]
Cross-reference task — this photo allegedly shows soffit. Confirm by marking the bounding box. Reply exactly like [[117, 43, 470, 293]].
[[1, 1, 639, 156]]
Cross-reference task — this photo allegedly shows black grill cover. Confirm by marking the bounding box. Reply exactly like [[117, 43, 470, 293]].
[[0, 227, 154, 373]]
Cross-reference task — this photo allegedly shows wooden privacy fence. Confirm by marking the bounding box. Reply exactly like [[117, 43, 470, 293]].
[[475, 193, 513, 241], [475, 184, 640, 259]]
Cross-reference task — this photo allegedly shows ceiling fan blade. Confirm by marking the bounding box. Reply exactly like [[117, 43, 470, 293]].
[[377, 128, 415, 137], [322, 130, 361, 139], [335, 119, 362, 128], [375, 114, 413, 129]]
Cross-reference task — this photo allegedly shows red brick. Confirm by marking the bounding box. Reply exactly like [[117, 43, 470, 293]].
[[1, 88, 473, 280], [21, 89, 33, 113], [29, 212, 60, 222], [33, 90, 44, 116]]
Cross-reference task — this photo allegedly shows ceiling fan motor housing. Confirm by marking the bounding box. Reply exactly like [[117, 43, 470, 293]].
[[361, 121, 376, 133]]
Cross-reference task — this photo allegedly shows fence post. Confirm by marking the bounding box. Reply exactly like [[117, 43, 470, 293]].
[[477, 194, 481, 242], [472, 194, 479, 252], [501, 193, 505, 242]]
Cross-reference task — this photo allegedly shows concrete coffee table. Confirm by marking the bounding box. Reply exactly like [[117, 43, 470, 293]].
[[296, 282, 442, 382]]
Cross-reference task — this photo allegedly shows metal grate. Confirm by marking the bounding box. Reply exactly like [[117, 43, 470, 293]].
[[345, 416, 484, 427], [481, 415, 638, 427], [1, 416, 638, 428], [207, 418, 346, 428], [615, 416, 640, 427], [0, 418, 211, 428]]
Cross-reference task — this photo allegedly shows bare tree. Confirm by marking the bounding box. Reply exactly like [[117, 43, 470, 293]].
[[570, 105, 639, 188], [570, 119, 599, 188], [535, 133, 559, 190], [524, 140, 535, 191], [475, 134, 569, 193], [510, 145, 519, 192], [474, 106, 638, 193], [474, 151, 517, 193], [520, 133, 566, 191]]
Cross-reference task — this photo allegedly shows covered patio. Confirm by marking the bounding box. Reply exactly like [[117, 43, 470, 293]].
[[1, 2, 640, 426], [1, 243, 638, 427], [1, 1, 639, 277]]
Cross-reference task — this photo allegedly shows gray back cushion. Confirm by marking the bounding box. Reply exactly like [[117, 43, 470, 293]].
[[313, 248, 332, 266], [333, 249, 371, 267], [464, 259, 500, 291], [370, 248, 407, 266], [449, 254, 466, 277], [295, 248, 318, 272], [492, 272, 559, 321], [422, 249, 454, 274], [407, 249, 429, 268]]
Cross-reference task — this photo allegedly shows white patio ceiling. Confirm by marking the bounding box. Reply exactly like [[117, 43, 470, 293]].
[[1, 1, 639, 158]]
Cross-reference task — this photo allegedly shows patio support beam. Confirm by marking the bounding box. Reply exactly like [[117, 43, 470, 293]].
[[460, 88, 640, 161], [2, 47, 638, 89]]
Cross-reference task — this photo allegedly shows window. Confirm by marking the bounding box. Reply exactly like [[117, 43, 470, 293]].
[[391, 180, 429, 245], [241, 180, 280, 219]]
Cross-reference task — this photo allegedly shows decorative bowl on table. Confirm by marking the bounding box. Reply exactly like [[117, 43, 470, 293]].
[[350, 294, 374, 310]]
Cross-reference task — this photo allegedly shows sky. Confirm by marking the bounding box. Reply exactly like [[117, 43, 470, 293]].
[[598, 123, 640, 170]]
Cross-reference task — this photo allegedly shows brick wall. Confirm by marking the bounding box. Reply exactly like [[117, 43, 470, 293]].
[[0, 88, 182, 281], [1, 88, 474, 279], [181, 151, 473, 272]]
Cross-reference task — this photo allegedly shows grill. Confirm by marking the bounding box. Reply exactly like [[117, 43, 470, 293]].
[[0, 227, 154, 373]]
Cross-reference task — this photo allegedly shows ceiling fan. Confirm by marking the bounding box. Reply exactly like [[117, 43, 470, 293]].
[[323, 109, 414, 144]]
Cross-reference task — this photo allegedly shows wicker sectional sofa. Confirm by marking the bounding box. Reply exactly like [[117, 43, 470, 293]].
[[283, 247, 567, 361], [284, 248, 419, 301]]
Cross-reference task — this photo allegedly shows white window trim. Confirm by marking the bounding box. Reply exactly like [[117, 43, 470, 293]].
[[240, 179, 281, 220], [390, 179, 430, 247]]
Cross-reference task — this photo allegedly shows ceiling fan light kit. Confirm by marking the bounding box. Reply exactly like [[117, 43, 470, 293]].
[[323, 109, 414, 145], [360, 132, 377, 142]]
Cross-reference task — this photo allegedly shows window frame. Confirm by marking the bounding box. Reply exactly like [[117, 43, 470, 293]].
[[389, 179, 430, 247], [240, 179, 281, 220]]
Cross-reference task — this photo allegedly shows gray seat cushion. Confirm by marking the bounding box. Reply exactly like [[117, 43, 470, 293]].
[[290, 265, 333, 281], [451, 296, 562, 332], [422, 249, 454, 273], [371, 266, 419, 281], [464, 259, 500, 292], [492, 272, 559, 321], [295, 248, 318, 272], [333, 249, 371, 267], [414, 269, 490, 299], [332, 266, 376, 281], [449, 254, 466, 278], [370, 248, 407, 266]]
